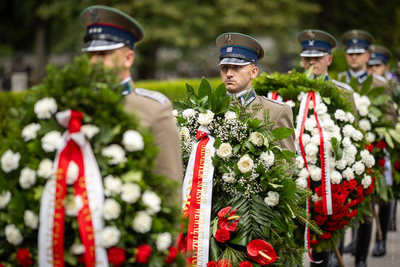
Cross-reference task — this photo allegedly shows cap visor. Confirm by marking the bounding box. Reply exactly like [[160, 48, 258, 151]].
[[368, 59, 384, 66], [218, 57, 251, 66], [300, 50, 328, 57], [346, 46, 366, 54], [82, 40, 125, 52]]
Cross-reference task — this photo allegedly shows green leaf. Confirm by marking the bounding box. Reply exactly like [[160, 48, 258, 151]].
[[186, 82, 196, 96], [370, 95, 391, 106], [330, 137, 343, 160], [213, 138, 222, 148], [389, 129, 400, 144], [271, 127, 294, 141], [322, 97, 331, 105], [368, 106, 382, 117], [281, 149, 296, 161], [349, 77, 359, 92], [384, 131, 395, 148], [360, 75, 373, 95], [366, 86, 385, 98], [198, 78, 212, 99], [210, 237, 220, 262], [233, 144, 241, 154], [280, 180, 297, 199], [244, 140, 255, 154], [214, 83, 227, 98]]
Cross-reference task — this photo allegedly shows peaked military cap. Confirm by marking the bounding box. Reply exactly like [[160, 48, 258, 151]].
[[341, 29, 374, 54], [368, 45, 392, 66], [216, 33, 265, 65], [297, 29, 337, 57], [80, 5, 145, 52]]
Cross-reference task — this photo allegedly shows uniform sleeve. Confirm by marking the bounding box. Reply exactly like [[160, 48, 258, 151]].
[[272, 104, 296, 153], [150, 102, 183, 183]]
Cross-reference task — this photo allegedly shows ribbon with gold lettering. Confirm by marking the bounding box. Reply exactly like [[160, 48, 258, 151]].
[[181, 126, 215, 266], [39, 110, 108, 266]]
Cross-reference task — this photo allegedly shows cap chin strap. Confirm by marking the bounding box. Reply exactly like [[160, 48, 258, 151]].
[[84, 34, 133, 49], [219, 53, 255, 64]]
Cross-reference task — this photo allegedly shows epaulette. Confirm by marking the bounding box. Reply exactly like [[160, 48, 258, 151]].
[[372, 73, 388, 84], [337, 71, 347, 79], [332, 79, 353, 92], [261, 95, 284, 106], [135, 88, 170, 105]]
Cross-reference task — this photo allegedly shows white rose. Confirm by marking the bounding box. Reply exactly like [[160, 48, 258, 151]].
[[343, 167, 355, 180], [172, 109, 178, 117], [298, 168, 309, 179], [362, 175, 372, 189], [103, 198, 121, 220], [183, 109, 196, 120], [179, 127, 190, 140], [224, 111, 237, 120], [359, 119, 371, 131], [312, 193, 322, 202], [237, 154, 254, 173], [81, 124, 100, 139], [156, 232, 172, 252], [19, 167, 36, 189], [346, 112, 355, 124], [264, 191, 280, 207], [121, 183, 141, 203], [70, 243, 85, 255], [366, 132, 376, 143], [336, 158, 347, 171], [296, 178, 308, 189], [330, 171, 342, 184], [222, 172, 236, 183], [21, 123, 41, 142], [260, 151, 275, 168], [305, 143, 318, 157], [334, 110, 347, 121], [364, 155, 375, 168], [359, 106, 369, 117], [301, 134, 311, 146], [341, 137, 352, 147], [285, 100, 295, 108], [198, 110, 214, 126], [104, 175, 123, 197], [66, 161, 79, 185], [37, 158, 54, 179], [296, 156, 305, 169], [5, 224, 23, 245], [1, 150, 21, 173], [342, 125, 355, 138], [41, 131, 63, 152], [249, 132, 264, 147], [352, 130, 363, 141], [34, 97, 58, 119], [0, 190, 12, 209], [132, 211, 153, 233], [315, 103, 328, 115], [102, 144, 127, 165], [100, 226, 121, 248], [217, 143, 233, 159], [310, 167, 322, 181], [142, 190, 162, 215], [353, 161, 365, 175], [305, 117, 317, 131], [24, 210, 38, 229], [122, 130, 144, 152]]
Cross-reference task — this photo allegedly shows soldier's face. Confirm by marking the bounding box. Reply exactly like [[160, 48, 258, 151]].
[[368, 64, 386, 76], [345, 52, 370, 71], [301, 55, 332, 77], [220, 64, 258, 94]]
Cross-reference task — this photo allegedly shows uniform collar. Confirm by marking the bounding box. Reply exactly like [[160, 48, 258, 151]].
[[316, 74, 330, 81], [348, 69, 368, 84], [121, 77, 134, 95], [227, 86, 256, 107]]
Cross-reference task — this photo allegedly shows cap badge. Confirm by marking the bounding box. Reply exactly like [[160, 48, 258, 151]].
[[89, 9, 100, 23], [371, 53, 376, 57], [352, 30, 358, 36], [227, 47, 233, 52], [352, 39, 358, 44], [225, 34, 234, 46], [307, 30, 315, 39], [308, 40, 315, 46]]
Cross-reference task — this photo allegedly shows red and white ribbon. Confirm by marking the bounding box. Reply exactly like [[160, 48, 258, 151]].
[[181, 126, 215, 266], [295, 92, 332, 263], [267, 92, 283, 102], [38, 110, 108, 267]]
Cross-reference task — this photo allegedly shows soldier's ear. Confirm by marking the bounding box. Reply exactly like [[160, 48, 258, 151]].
[[327, 55, 333, 67], [251, 65, 258, 79], [124, 49, 135, 68]]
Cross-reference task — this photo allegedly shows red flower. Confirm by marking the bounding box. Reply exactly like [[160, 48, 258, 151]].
[[337, 221, 349, 229], [331, 213, 344, 221], [218, 207, 233, 217], [365, 143, 373, 152], [376, 140, 387, 150], [319, 232, 332, 240], [218, 216, 240, 232], [178, 234, 188, 253], [207, 261, 218, 267], [108, 247, 126, 267], [135, 244, 152, 264], [247, 239, 277, 265], [0, 263, 5, 267], [215, 229, 230, 243], [310, 239, 319, 245], [336, 194, 347, 206], [315, 186, 322, 197], [378, 158, 386, 167], [16, 248, 33, 266], [164, 246, 178, 264], [347, 209, 357, 219], [348, 199, 358, 208], [239, 261, 253, 267], [314, 201, 323, 214], [348, 180, 357, 191], [365, 178, 375, 195], [395, 161, 400, 171], [315, 215, 328, 225], [218, 259, 233, 267], [357, 194, 365, 204]]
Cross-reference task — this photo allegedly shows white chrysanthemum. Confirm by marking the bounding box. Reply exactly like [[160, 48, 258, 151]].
[[34, 97, 58, 119], [310, 167, 322, 182], [198, 110, 214, 126], [334, 109, 347, 121], [0, 191, 12, 209], [121, 183, 141, 204], [5, 224, 23, 245], [99, 226, 121, 248], [264, 191, 280, 206], [362, 175, 372, 189], [342, 125, 356, 138], [103, 198, 121, 220], [305, 143, 318, 157], [132, 211, 152, 233], [217, 143, 233, 159], [237, 154, 254, 173], [156, 232, 172, 252], [366, 132, 376, 143], [81, 124, 100, 139], [182, 109, 196, 120], [352, 130, 363, 141], [343, 167, 355, 180], [122, 130, 144, 152], [359, 119, 371, 132], [1, 150, 21, 173], [19, 167, 36, 189], [224, 111, 237, 120], [330, 171, 342, 184], [296, 156, 305, 169], [102, 144, 127, 165], [104, 175, 123, 197], [37, 158, 54, 179], [260, 151, 275, 167], [41, 131, 63, 152], [21, 123, 41, 142], [142, 190, 162, 215], [66, 161, 79, 185], [23, 210, 38, 229], [346, 112, 355, 124], [353, 161, 365, 175], [295, 178, 307, 189], [315, 103, 328, 115]]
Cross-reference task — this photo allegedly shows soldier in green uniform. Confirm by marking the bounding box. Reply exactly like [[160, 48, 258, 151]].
[[80, 6, 183, 183], [215, 33, 295, 153]]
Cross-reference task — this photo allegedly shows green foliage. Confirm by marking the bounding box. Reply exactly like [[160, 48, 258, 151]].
[[0, 92, 25, 147]]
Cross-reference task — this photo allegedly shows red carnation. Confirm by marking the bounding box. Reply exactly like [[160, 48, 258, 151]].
[[365, 178, 375, 195], [336, 194, 347, 206], [378, 158, 386, 167], [319, 232, 332, 240], [395, 161, 400, 170], [348, 199, 358, 207], [348, 180, 357, 191], [178, 234, 188, 253], [365, 143, 373, 152], [310, 239, 319, 245], [218, 259, 233, 267], [331, 213, 344, 221], [376, 140, 387, 150], [357, 194, 365, 204], [315, 186, 322, 197], [16, 248, 33, 267], [337, 220, 349, 229], [347, 209, 357, 219], [315, 215, 328, 225], [164, 246, 178, 264], [239, 261, 253, 267], [314, 201, 323, 214], [247, 239, 277, 265], [107, 247, 126, 267], [215, 229, 230, 243], [135, 244, 152, 264], [207, 261, 218, 267]]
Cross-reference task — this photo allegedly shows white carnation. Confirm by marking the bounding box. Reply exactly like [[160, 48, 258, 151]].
[[81, 124, 100, 139], [249, 132, 264, 147], [34, 97, 58, 119], [21, 123, 41, 142], [296, 156, 305, 169], [70, 243, 85, 255], [121, 183, 141, 203], [353, 161, 365, 175], [343, 167, 355, 180], [156, 232, 172, 252], [217, 143, 233, 159], [102, 144, 127, 165], [222, 172, 236, 183], [298, 168, 309, 179], [37, 158, 54, 179], [336, 158, 347, 170], [346, 112, 355, 124], [1, 150, 21, 173], [142, 190, 162, 215], [23, 210, 38, 229], [301, 134, 311, 146], [104, 175, 123, 197], [41, 131, 63, 152], [182, 109, 196, 120], [342, 125, 355, 138], [305, 143, 318, 157], [296, 178, 308, 189], [264, 191, 280, 207], [364, 155, 375, 168], [334, 109, 347, 121], [341, 137, 352, 147], [65, 195, 82, 217], [315, 103, 328, 115], [366, 132, 376, 143], [198, 110, 214, 126], [322, 119, 335, 131], [305, 117, 317, 131], [310, 134, 321, 146], [237, 154, 254, 173], [358, 106, 369, 117], [179, 127, 190, 140], [344, 154, 356, 166], [360, 150, 371, 162], [100, 226, 121, 248], [5, 224, 23, 245], [306, 155, 318, 164], [344, 144, 357, 156], [260, 151, 275, 168], [66, 161, 79, 185], [122, 130, 144, 152], [172, 109, 178, 117], [320, 113, 331, 122], [330, 171, 342, 184], [0, 190, 12, 209], [103, 198, 121, 220], [352, 130, 363, 141], [19, 167, 36, 189], [362, 175, 372, 189], [310, 167, 322, 182], [285, 100, 295, 108], [224, 111, 237, 120], [132, 211, 152, 233], [359, 119, 371, 131]]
